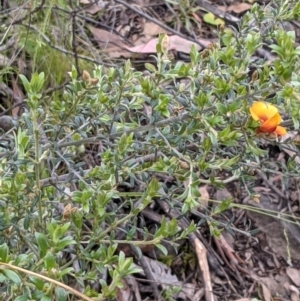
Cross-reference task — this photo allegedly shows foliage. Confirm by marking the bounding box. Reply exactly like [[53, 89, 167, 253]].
[[0, 0, 300, 300]]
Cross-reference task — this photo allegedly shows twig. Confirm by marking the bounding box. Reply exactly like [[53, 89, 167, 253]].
[[52, 6, 133, 46], [129, 245, 163, 301], [69, 0, 80, 76], [0, 37, 15, 51], [0, 262, 95, 301], [194, 238, 214, 301], [0, 82, 23, 105], [255, 169, 289, 200], [11, 0, 46, 25], [55, 150, 90, 187], [41, 110, 191, 150], [43, 81, 70, 96], [157, 200, 221, 301], [195, 0, 239, 24], [213, 236, 234, 271], [39, 152, 162, 187]]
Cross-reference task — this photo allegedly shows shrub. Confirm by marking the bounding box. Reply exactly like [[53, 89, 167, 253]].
[[0, 1, 299, 300]]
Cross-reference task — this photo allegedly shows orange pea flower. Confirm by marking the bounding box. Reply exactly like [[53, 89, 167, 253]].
[[249, 101, 286, 136]]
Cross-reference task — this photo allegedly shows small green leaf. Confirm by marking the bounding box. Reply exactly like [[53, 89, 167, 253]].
[[292, 116, 299, 130], [58, 267, 74, 278], [30, 72, 45, 93], [35, 232, 49, 258], [15, 296, 29, 301], [71, 211, 83, 229], [190, 44, 200, 66], [145, 63, 156, 73], [215, 103, 227, 114], [118, 251, 125, 266], [156, 244, 168, 255], [221, 28, 233, 46], [3, 269, 21, 285], [30, 276, 45, 290], [56, 238, 76, 250], [19, 74, 31, 93], [203, 12, 224, 26], [0, 243, 8, 262], [55, 287, 67, 301], [43, 252, 56, 270], [69, 65, 77, 80]]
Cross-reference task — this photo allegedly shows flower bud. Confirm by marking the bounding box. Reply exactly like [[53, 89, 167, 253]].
[[161, 35, 170, 54], [89, 78, 99, 85], [82, 70, 91, 82]]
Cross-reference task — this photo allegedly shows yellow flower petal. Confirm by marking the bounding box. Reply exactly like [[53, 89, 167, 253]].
[[260, 113, 281, 132], [250, 101, 278, 122], [274, 126, 286, 136]]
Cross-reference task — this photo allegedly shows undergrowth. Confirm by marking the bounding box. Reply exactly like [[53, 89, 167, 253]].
[[0, 0, 300, 300]]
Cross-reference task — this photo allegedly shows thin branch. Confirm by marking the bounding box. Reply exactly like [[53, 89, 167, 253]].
[[11, 0, 46, 25], [0, 82, 23, 105], [0, 262, 95, 301], [195, 0, 239, 24], [69, 0, 80, 76]]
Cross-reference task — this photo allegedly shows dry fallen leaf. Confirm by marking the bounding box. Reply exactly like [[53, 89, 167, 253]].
[[80, 0, 106, 14], [143, 22, 168, 36], [116, 278, 133, 301], [258, 276, 290, 299], [139, 256, 196, 300], [125, 276, 141, 301], [126, 35, 212, 54], [261, 283, 272, 301], [291, 291, 300, 301], [84, 5, 104, 14], [89, 27, 212, 58], [198, 185, 210, 207], [280, 131, 300, 165], [88, 26, 133, 58], [11, 76, 24, 116], [286, 267, 300, 287], [88, 26, 127, 49]]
